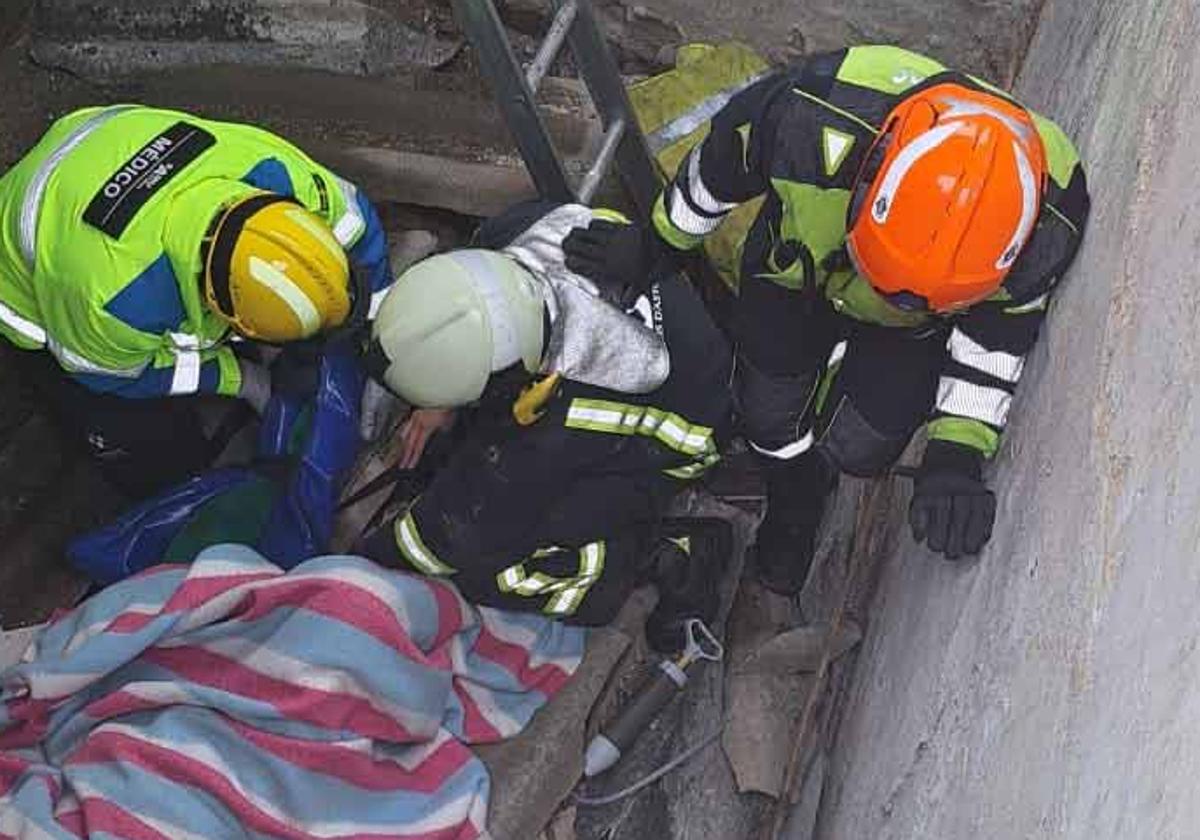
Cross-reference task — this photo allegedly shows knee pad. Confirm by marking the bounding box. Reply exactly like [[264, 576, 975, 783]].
[[734, 356, 819, 455], [816, 396, 911, 478]]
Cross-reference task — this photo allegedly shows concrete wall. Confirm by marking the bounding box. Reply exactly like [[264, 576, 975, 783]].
[[818, 1, 1200, 837]]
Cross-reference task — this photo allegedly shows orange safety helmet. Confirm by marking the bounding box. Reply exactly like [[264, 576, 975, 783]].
[[846, 82, 1048, 313]]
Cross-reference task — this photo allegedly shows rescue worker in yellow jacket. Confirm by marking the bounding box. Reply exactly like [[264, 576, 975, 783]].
[[566, 45, 1091, 592], [0, 105, 393, 495]]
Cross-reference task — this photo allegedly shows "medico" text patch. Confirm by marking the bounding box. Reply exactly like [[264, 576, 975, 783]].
[[83, 122, 217, 238]]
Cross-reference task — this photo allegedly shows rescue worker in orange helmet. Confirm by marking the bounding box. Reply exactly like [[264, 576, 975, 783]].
[[0, 105, 393, 496], [564, 46, 1090, 591]]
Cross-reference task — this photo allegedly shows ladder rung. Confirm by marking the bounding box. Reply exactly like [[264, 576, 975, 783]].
[[577, 117, 625, 203], [525, 0, 579, 94]]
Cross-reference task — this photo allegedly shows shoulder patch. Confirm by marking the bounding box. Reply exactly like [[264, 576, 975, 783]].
[[83, 122, 216, 239], [822, 127, 855, 176]]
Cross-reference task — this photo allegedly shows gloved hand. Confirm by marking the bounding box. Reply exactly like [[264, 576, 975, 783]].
[[563, 220, 668, 307], [237, 359, 272, 416], [909, 440, 996, 560], [359, 378, 402, 442]]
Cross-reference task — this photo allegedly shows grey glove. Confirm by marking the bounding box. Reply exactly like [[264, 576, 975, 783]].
[[360, 378, 402, 442], [237, 359, 272, 416]]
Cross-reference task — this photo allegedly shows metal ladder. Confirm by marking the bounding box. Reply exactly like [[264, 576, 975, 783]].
[[450, 0, 660, 214]]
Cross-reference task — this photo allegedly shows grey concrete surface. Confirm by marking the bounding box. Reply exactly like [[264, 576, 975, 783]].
[[818, 1, 1200, 838], [32, 0, 461, 77], [33, 0, 1041, 84]]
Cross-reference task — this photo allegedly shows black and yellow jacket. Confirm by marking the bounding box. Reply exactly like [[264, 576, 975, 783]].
[[649, 44, 1090, 458]]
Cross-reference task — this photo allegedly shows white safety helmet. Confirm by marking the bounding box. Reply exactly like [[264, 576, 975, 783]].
[[367, 249, 546, 408]]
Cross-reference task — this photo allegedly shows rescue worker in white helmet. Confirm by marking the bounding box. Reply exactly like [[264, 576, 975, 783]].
[[360, 201, 733, 652], [0, 105, 393, 496]]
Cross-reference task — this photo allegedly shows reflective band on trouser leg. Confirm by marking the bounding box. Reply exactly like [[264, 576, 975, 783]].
[[332, 176, 366, 247], [19, 106, 134, 271], [545, 542, 606, 616], [495, 541, 607, 617], [748, 431, 814, 460], [394, 511, 456, 576]]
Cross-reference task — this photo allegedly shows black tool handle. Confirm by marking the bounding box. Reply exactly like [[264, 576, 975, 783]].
[[602, 662, 687, 754]]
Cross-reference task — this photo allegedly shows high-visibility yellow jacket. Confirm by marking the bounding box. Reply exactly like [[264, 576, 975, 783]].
[[0, 105, 391, 397]]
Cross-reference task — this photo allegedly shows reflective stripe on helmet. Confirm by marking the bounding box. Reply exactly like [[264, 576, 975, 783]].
[[997, 140, 1039, 270], [449, 249, 523, 373], [248, 255, 323, 336], [19, 107, 134, 271], [871, 122, 957, 224]]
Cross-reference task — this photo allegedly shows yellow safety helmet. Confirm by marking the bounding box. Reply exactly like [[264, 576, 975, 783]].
[[203, 192, 351, 342]]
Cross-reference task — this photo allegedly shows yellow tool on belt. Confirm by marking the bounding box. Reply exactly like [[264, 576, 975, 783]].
[[513, 372, 562, 426]]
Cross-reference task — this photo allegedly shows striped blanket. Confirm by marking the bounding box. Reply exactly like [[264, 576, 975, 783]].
[[0, 545, 585, 839]]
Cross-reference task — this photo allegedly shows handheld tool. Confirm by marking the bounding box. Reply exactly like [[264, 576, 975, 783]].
[[584, 618, 724, 777]]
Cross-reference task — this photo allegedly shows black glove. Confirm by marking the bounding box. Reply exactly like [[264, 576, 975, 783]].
[[563, 220, 669, 307], [909, 440, 996, 561]]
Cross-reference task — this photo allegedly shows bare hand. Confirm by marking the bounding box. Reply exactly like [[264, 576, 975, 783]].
[[398, 408, 456, 469]]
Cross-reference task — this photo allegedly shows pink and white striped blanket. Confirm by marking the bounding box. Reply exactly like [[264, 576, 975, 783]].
[[0, 545, 585, 839]]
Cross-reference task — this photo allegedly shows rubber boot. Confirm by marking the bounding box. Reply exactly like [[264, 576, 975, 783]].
[[644, 517, 732, 655], [753, 452, 838, 596]]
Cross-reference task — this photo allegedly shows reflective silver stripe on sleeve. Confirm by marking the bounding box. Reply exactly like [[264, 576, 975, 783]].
[[332, 176, 366, 247], [0, 299, 47, 345], [936, 377, 1012, 427], [947, 327, 1024, 383], [167, 332, 206, 394], [19, 107, 134, 271], [170, 351, 202, 395], [686, 148, 739, 216], [48, 340, 146, 379], [667, 185, 724, 237]]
